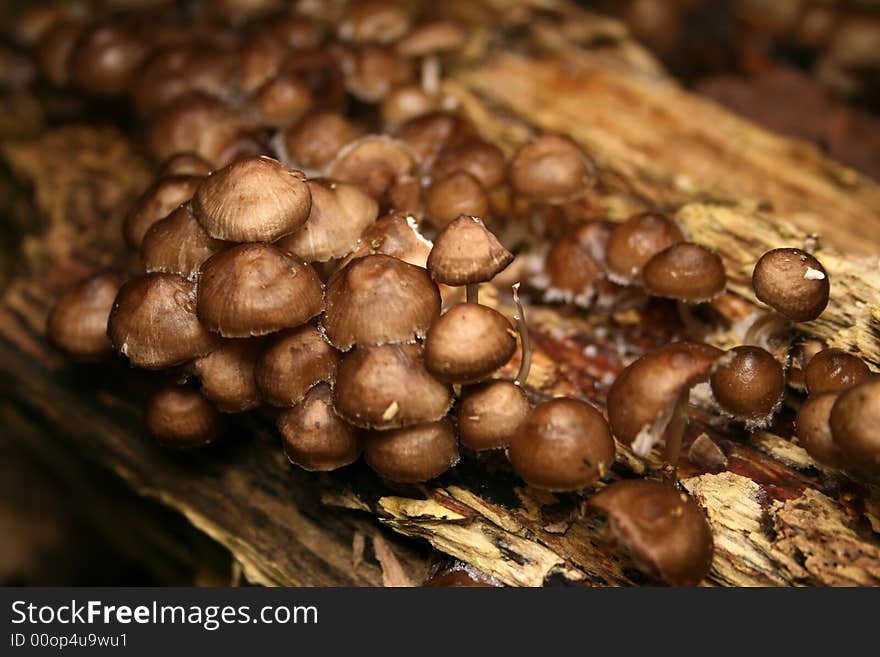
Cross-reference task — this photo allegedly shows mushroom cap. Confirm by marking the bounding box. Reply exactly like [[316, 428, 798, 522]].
[[607, 342, 722, 455], [424, 303, 517, 384], [509, 134, 595, 203], [804, 348, 870, 396], [123, 175, 202, 249], [710, 346, 785, 424], [396, 20, 467, 57], [458, 380, 531, 451], [394, 112, 475, 167], [69, 23, 151, 96], [145, 383, 222, 449], [157, 152, 214, 178], [507, 398, 615, 491], [433, 139, 507, 190], [426, 215, 513, 285], [253, 73, 314, 126], [605, 212, 685, 285], [276, 179, 378, 263], [279, 111, 363, 174], [193, 156, 312, 242], [141, 203, 226, 280], [108, 273, 220, 370], [36, 21, 81, 87], [47, 272, 126, 360], [588, 479, 714, 586], [255, 324, 340, 407], [796, 392, 846, 469], [332, 344, 452, 430], [327, 135, 416, 198], [197, 243, 324, 338], [380, 83, 436, 128], [425, 171, 491, 229], [147, 93, 245, 165], [338, 0, 411, 45], [542, 221, 613, 301], [192, 339, 263, 413], [341, 212, 433, 268], [321, 254, 440, 350], [365, 418, 459, 483], [752, 248, 830, 322], [340, 45, 412, 103], [829, 377, 880, 474], [643, 242, 727, 303], [278, 384, 362, 472]]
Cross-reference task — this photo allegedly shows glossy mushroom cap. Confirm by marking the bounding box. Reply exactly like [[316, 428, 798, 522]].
[[123, 175, 202, 248], [322, 254, 440, 350], [381, 84, 436, 128], [796, 392, 846, 469], [108, 273, 220, 370], [278, 384, 362, 471], [542, 221, 613, 304], [394, 112, 474, 167], [829, 378, 880, 476], [193, 156, 311, 242], [341, 212, 433, 268], [425, 171, 491, 229], [145, 383, 222, 449], [253, 74, 314, 126], [605, 212, 685, 285], [508, 398, 615, 491], [141, 204, 226, 280], [588, 479, 714, 586], [433, 139, 507, 191], [47, 272, 126, 360], [752, 248, 830, 322], [458, 380, 531, 451], [192, 339, 262, 413], [607, 342, 722, 456], [424, 304, 516, 383], [255, 324, 340, 407], [327, 135, 416, 198], [147, 93, 245, 164], [804, 348, 870, 396], [365, 418, 459, 483], [279, 111, 363, 174], [643, 242, 726, 303], [276, 179, 378, 262], [509, 134, 595, 203], [332, 344, 452, 430], [426, 215, 513, 286], [340, 45, 412, 103], [710, 346, 785, 426], [197, 243, 324, 338], [69, 23, 151, 96], [338, 0, 411, 45], [396, 20, 467, 57]]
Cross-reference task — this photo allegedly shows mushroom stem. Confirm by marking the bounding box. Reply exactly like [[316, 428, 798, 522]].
[[676, 301, 705, 340], [743, 311, 792, 353], [662, 389, 689, 482], [513, 283, 532, 386], [421, 55, 440, 97], [466, 283, 480, 304]]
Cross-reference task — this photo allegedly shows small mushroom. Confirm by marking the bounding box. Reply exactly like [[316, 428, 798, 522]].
[[457, 380, 531, 451], [796, 392, 846, 470], [804, 348, 870, 396], [395, 20, 466, 96], [197, 243, 324, 338], [709, 346, 786, 428], [36, 21, 81, 87], [337, 0, 411, 45], [321, 254, 440, 350], [432, 139, 507, 192], [829, 377, 880, 480], [277, 111, 363, 176], [47, 272, 126, 360], [424, 171, 491, 229], [380, 83, 437, 128], [255, 324, 340, 407], [147, 93, 246, 165], [394, 112, 474, 169], [365, 418, 459, 483], [339, 45, 412, 103], [507, 398, 615, 491], [69, 23, 151, 96], [340, 212, 433, 268], [751, 247, 830, 323], [605, 211, 685, 285], [327, 135, 416, 199], [192, 339, 263, 413], [278, 384, 362, 471], [145, 383, 222, 449], [588, 479, 714, 586], [123, 175, 203, 249], [108, 273, 221, 370], [157, 152, 214, 178], [539, 220, 616, 308], [252, 74, 314, 127], [141, 203, 227, 280], [509, 134, 596, 204], [332, 343, 452, 429]]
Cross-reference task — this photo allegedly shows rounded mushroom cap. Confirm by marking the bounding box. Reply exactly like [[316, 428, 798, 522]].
[[588, 479, 714, 586], [327, 135, 416, 198], [255, 324, 340, 407], [380, 83, 436, 128], [157, 152, 214, 178], [542, 220, 613, 302], [141, 204, 226, 280], [276, 179, 378, 263], [507, 398, 615, 491], [338, 0, 411, 45], [340, 45, 412, 103], [458, 380, 531, 451], [752, 248, 830, 322], [605, 212, 685, 285], [321, 254, 440, 350], [36, 21, 81, 87], [796, 392, 846, 469], [607, 342, 723, 455], [69, 23, 151, 96], [253, 74, 314, 126], [197, 243, 324, 338], [193, 156, 311, 242], [426, 215, 513, 285], [108, 273, 220, 370], [47, 272, 126, 360], [278, 384, 362, 472], [804, 348, 870, 396], [394, 112, 474, 167], [425, 171, 491, 229], [279, 111, 363, 174], [123, 175, 202, 249], [433, 139, 507, 191], [424, 303, 517, 384], [145, 383, 222, 449], [643, 242, 726, 303], [710, 346, 785, 425], [147, 93, 245, 165], [365, 418, 459, 483], [341, 212, 433, 268], [829, 377, 880, 474], [396, 20, 467, 57], [192, 339, 263, 413], [332, 344, 452, 430], [509, 134, 595, 203]]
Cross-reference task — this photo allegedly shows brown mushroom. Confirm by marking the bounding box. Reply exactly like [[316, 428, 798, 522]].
[[751, 247, 830, 323], [804, 348, 870, 396], [339, 45, 412, 103], [255, 324, 340, 407], [337, 1, 411, 45], [710, 346, 786, 428], [147, 93, 246, 165], [394, 112, 474, 169], [327, 135, 416, 199], [364, 418, 459, 483], [141, 203, 227, 280], [539, 221, 617, 308], [458, 380, 531, 451], [508, 398, 615, 491], [277, 111, 363, 176], [192, 339, 263, 413], [643, 242, 726, 303], [145, 383, 222, 449], [605, 211, 685, 285], [395, 20, 466, 96], [796, 392, 846, 469], [432, 139, 507, 191], [123, 175, 203, 249], [47, 272, 126, 360], [829, 377, 880, 480], [36, 21, 81, 87], [69, 23, 151, 96], [509, 134, 596, 203], [380, 83, 437, 128], [340, 212, 433, 268], [424, 171, 491, 229], [252, 74, 314, 127], [197, 243, 324, 338], [157, 152, 214, 178]]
